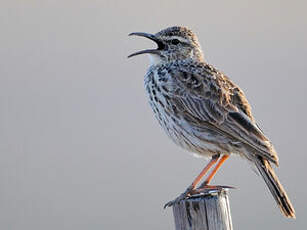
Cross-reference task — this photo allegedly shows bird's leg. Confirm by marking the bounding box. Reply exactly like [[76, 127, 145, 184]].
[[164, 154, 220, 208], [190, 154, 220, 188], [197, 155, 230, 191]]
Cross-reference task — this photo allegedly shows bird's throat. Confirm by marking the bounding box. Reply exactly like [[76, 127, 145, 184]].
[[148, 54, 163, 66]]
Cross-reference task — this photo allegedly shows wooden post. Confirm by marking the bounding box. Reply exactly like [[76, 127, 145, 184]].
[[172, 188, 233, 230]]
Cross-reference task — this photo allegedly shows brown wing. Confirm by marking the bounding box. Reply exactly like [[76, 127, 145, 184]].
[[165, 62, 278, 164], [223, 75, 255, 121]]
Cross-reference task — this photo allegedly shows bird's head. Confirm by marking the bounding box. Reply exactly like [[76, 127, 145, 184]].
[[128, 26, 204, 65]]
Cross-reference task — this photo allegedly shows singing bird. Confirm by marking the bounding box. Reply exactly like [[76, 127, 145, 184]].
[[128, 26, 295, 218]]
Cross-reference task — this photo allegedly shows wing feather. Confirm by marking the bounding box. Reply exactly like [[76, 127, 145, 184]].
[[165, 62, 278, 164]]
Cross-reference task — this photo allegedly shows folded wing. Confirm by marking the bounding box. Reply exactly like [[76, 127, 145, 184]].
[[165, 63, 278, 165]]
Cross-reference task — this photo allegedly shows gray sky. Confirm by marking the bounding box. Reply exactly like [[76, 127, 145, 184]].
[[0, 0, 306, 229]]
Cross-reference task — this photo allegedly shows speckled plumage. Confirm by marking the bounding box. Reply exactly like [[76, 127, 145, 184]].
[[129, 26, 295, 218], [145, 59, 277, 163]]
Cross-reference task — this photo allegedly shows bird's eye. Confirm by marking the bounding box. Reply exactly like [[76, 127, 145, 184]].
[[171, 39, 180, 45]]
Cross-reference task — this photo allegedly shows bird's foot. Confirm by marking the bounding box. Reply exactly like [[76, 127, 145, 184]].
[[164, 185, 194, 208], [195, 185, 236, 194], [164, 185, 236, 208]]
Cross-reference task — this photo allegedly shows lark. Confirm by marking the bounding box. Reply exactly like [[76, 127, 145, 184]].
[[128, 26, 295, 218]]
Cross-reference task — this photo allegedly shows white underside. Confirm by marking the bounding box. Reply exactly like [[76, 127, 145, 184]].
[[148, 54, 162, 65]]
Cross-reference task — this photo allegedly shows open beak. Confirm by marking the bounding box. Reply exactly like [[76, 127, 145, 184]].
[[128, 32, 164, 58]]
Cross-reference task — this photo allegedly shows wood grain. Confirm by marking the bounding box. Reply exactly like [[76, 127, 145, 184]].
[[172, 189, 232, 230]]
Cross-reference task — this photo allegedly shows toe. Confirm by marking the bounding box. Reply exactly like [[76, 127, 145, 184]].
[[164, 190, 194, 208]]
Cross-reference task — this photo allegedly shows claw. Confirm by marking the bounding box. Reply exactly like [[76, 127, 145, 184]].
[[164, 192, 191, 208], [164, 185, 194, 208], [164, 185, 235, 208], [196, 185, 236, 191]]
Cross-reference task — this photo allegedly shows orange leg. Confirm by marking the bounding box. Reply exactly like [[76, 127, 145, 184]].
[[199, 155, 229, 188], [164, 154, 221, 208], [191, 154, 220, 188]]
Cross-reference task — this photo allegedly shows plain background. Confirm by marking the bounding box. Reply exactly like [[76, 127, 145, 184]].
[[1, 0, 306, 229]]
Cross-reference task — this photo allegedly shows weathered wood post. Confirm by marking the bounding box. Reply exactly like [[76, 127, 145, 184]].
[[171, 188, 233, 230]]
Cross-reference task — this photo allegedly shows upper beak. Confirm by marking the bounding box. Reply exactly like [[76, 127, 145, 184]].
[[128, 32, 164, 58]]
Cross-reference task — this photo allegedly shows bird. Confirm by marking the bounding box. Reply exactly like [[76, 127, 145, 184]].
[[128, 26, 295, 218]]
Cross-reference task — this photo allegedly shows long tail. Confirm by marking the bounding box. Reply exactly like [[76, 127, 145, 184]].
[[254, 157, 296, 218]]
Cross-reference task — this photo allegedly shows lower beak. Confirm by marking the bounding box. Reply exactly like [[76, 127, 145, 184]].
[[128, 32, 164, 58]]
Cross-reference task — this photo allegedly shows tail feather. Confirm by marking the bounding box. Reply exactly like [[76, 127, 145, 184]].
[[254, 157, 296, 218]]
